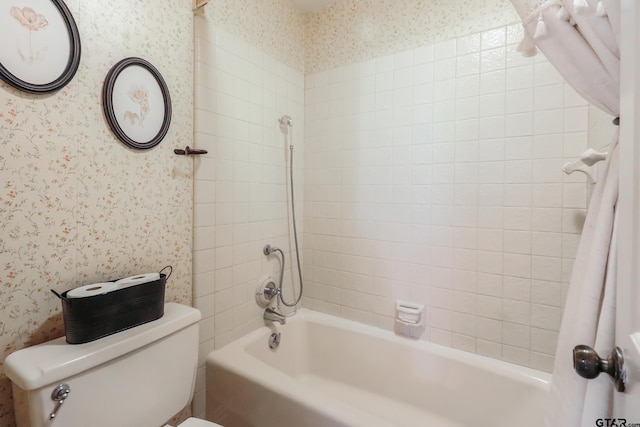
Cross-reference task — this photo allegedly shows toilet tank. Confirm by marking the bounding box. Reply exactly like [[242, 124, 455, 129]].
[[4, 303, 201, 427]]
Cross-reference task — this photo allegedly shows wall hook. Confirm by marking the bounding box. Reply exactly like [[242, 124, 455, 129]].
[[562, 148, 608, 184], [174, 146, 208, 155]]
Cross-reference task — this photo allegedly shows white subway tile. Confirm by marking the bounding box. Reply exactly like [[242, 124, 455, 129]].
[[456, 75, 480, 98], [478, 229, 503, 252], [435, 58, 457, 81], [503, 322, 530, 348], [478, 251, 503, 274], [477, 273, 502, 297], [531, 184, 562, 208], [453, 334, 477, 353], [531, 256, 563, 282], [478, 206, 504, 229], [506, 65, 534, 91], [530, 352, 555, 372], [453, 312, 477, 336], [503, 345, 530, 366], [456, 97, 480, 120], [481, 47, 506, 72], [457, 53, 480, 77], [531, 304, 562, 330], [534, 84, 564, 111], [477, 295, 502, 319], [533, 133, 563, 159], [503, 253, 532, 278], [505, 136, 532, 160], [481, 28, 506, 50], [564, 106, 588, 132], [530, 328, 559, 354], [477, 317, 502, 342], [376, 72, 394, 92], [431, 329, 453, 346], [533, 159, 563, 183], [457, 33, 481, 55], [534, 109, 564, 135], [414, 44, 435, 64], [506, 88, 533, 114], [503, 276, 531, 301], [478, 138, 505, 161], [376, 53, 395, 73], [531, 232, 562, 257], [452, 290, 477, 314], [434, 80, 456, 102], [563, 132, 588, 158], [504, 230, 531, 254], [434, 39, 457, 60], [479, 93, 506, 117], [479, 116, 505, 139], [414, 63, 435, 85], [531, 207, 562, 232], [394, 68, 413, 89], [506, 112, 533, 137], [477, 339, 503, 359], [503, 207, 531, 231], [480, 70, 506, 95], [504, 184, 532, 207], [477, 184, 504, 206]]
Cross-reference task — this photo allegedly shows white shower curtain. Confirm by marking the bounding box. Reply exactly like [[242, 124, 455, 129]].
[[508, 1, 620, 426]]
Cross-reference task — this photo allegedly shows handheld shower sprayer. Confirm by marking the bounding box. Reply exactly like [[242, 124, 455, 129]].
[[258, 113, 304, 312]]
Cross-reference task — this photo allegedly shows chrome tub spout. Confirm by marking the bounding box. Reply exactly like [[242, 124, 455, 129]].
[[264, 308, 286, 325]]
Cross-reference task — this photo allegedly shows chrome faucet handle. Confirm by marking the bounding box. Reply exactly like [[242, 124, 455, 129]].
[[263, 282, 280, 299]]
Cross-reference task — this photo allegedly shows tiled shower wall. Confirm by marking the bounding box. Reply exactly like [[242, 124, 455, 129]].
[[303, 23, 590, 373], [192, 14, 305, 416]]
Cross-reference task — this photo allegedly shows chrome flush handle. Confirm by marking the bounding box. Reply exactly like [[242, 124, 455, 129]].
[[49, 383, 71, 420]]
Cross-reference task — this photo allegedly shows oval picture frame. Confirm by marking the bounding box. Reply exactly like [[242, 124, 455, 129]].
[[102, 57, 172, 150], [0, 0, 81, 94]]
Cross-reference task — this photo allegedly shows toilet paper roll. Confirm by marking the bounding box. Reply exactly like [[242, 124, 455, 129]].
[[67, 282, 119, 299], [115, 272, 160, 290]]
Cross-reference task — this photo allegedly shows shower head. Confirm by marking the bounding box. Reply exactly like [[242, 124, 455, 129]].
[[279, 115, 293, 127]]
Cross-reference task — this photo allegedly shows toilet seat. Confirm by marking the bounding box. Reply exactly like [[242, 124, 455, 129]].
[[168, 417, 223, 427]]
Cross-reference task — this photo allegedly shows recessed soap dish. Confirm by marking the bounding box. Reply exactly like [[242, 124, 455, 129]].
[[395, 300, 425, 339]]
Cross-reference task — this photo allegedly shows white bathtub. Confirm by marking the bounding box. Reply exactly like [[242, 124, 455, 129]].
[[205, 309, 550, 427]]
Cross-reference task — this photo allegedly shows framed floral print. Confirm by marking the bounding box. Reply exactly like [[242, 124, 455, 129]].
[[102, 57, 172, 150], [0, 0, 81, 94]]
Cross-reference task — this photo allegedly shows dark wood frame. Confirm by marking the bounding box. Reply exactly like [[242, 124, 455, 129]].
[[0, 0, 81, 94], [102, 57, 172, 150]]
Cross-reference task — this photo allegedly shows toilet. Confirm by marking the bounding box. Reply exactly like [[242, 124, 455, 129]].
[[4, 303, 221, 427]]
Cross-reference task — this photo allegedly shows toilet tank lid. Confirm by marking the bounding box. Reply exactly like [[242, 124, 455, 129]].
[[4, 303, 201, 391]]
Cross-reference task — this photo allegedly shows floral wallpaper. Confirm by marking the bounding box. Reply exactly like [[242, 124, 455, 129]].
[[0, 0, 194, 425], [199, 0, 305, 72], [304, 0, 520, 73]]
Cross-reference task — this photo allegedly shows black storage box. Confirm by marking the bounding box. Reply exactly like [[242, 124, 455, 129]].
[[54, 272, 167, 344]]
